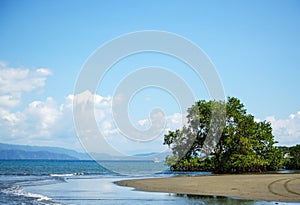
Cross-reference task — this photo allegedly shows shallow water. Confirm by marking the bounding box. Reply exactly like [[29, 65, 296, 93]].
[[0, 160, 299, 205], [24, 176, 300, 205]]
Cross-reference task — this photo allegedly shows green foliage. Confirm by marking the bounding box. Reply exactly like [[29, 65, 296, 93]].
[[165, 155, 179, 167], [164, 97, 283, 173], [284, 144, 300, 169]]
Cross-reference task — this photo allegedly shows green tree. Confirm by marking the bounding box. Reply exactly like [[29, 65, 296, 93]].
[[164, 97, 283, 173], [284, 144, 300, 169]]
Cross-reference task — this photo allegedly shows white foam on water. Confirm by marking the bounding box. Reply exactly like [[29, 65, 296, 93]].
[[50, 172, 84, 177], [3, 185, 54, 203], [50, 173, 73, 177], [26, 192, 52, 201]]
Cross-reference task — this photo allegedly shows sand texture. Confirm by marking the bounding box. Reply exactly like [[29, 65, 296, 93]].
[[116, 174, 300, 202]]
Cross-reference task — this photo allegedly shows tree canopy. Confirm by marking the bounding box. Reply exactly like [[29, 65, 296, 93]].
[[164, 97, 283, 173], [283, 144, 300, 170]]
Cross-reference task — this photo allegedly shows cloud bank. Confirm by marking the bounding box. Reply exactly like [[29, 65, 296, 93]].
[[0, 61, 299, 153], [0, 61, 52, 108], [266, 112, 300, 147]]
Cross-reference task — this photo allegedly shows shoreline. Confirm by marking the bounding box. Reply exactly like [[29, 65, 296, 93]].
[[116, 173, 300, 202]]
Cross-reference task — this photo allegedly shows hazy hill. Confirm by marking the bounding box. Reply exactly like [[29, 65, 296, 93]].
[[0, 143, 91, 160], [0, 143, 171, 161]]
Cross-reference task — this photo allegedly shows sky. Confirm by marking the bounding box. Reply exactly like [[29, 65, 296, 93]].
[[0, 0, 299, 155]]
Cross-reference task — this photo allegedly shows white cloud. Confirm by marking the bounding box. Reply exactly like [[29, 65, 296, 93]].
[[138, 119, 149, 127], [0, 62, 77, 148], [72, 90, 115, 132], [0, 95, 21, 108], [0, 62, 52, 108], [254, 118, 261, 123], [0, 61, 7, 67], [72, 91, 186, 155], [136, 112, 187, 133], [0, 108, 20, 126], [166, 112, 187, 131], [36, 68, 53, 76], [0, 87, 119, 151], [24, 97, 61, 135], [266, 111, 300, 146], [0, 93, 77, 149]]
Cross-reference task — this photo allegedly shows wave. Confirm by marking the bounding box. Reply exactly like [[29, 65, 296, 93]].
[[0, 171, 113, 177], [20, 191, 51, 202], [50, 172, 83, 177], [49, 171, 119, 177], [1, 185, 61, 205]]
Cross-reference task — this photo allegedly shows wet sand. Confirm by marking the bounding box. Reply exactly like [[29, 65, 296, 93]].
[[116, 174, 300, 202]]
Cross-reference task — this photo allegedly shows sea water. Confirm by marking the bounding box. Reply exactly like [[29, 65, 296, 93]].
[[0, 160, 297, 205]]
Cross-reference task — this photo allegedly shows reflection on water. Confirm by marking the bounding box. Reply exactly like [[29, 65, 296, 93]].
[[176, 193, 255, 205], [24, 177, 299, 205], [268, 169, 300, 174]]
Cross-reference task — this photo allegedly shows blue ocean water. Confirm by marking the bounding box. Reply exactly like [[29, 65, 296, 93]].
[[0, 160, 297, 205]]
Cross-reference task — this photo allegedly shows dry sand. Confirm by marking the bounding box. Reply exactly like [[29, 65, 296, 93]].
[[116, 173, 300, 202]]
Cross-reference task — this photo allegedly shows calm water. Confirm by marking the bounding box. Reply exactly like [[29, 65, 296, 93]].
[[0, 160, 297, 205]]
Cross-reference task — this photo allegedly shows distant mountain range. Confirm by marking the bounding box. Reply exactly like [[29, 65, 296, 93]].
[[0, 143, 90, 160], [0, 143, 171, 161]]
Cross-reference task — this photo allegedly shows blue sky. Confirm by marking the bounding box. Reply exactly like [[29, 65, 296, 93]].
[[0, 0, 299, 154]]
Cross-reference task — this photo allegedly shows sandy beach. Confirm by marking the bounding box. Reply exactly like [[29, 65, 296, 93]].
[[116, 173, 300, 202]]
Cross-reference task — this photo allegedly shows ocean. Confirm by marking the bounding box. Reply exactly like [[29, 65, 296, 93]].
[[0, 160, 297, 205]]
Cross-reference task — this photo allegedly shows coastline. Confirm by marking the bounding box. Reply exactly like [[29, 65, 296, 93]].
[[116, 173, 300, 202]]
